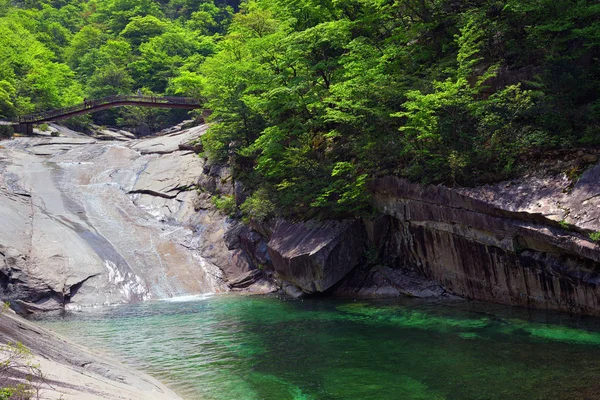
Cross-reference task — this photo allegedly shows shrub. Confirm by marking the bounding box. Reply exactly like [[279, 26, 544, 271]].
[[0, 387, 14, 400], [0, 125, 13, 138], [61, 115, 92, 133], [1, 342, 33, 376], [240, 189, 275, 222], [212, 195, 236, 216], [38, 124, 49, 132], [589, 232, 600, 243], [559, 220, 574, 231], [0, 384, 32, 400], [0, 341, 46, 400]]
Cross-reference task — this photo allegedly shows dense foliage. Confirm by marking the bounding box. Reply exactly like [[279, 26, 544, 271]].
[[1, 0, 598, 219], [200, 0, 600, 219], [0, 0, 239, 129]]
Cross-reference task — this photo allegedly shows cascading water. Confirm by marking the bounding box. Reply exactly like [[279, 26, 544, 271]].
[[0, 126, 227, 312]]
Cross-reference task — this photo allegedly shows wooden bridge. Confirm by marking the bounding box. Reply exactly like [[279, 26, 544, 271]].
[[14, 95, 201, 134]]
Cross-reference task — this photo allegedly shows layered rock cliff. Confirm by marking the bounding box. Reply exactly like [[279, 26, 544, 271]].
[[256, 164, 600, 315], [369, 176, 600, 315]]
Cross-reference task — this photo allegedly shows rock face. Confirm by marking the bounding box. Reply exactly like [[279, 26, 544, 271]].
[[0, 124, 274, 313], [267, 220, 366, 294], [459, 163, 600, 232], [331, 265, 448, 299], [369, 176, 600, 315], [247, 161, 600, 315], [260, 169, 600, 313]]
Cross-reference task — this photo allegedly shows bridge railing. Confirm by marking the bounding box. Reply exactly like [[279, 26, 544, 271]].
[[18, 95, 200, 123]]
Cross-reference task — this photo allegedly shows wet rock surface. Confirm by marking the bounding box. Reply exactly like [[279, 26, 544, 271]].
[[0, 124, 274, 313]]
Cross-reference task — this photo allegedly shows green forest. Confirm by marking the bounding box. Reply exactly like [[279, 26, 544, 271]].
[[1, 0, 599, 219]]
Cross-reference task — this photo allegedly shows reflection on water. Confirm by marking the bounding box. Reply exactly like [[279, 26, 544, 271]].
[[33, 296, 600, 400]]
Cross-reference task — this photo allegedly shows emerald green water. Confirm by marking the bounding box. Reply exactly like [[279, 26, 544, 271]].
[[33, 295, 600, 400]]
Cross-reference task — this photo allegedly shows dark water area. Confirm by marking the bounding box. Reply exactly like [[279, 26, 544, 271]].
[[33, 295, 600, 400]]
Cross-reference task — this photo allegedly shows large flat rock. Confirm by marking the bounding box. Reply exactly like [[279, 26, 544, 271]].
[[130, 125, 208, 154], [3, 136, 98, 157], [131, 151, 204, 198], [459, 163, 600, 232]]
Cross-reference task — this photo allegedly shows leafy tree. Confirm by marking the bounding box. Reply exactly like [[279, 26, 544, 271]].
[[186, 2, 233, 35], [129, 28, 204, 92], [1, 0, 599, 219], [65, 26, 108, 69], [116, 105, 170, 135], [86, 64, 134, 97], [0, 16, 81, 117], [92, 0, 164, 34], [240, 188, 275, 221], [0, 0, 10, 16], [0, 80, 16, 119], [120, 15, 169, 47], [167, 70, 206, 99]]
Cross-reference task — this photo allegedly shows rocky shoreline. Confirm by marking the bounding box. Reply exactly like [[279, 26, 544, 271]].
[[0, 309, 181, 399], [237, 171, 600, 315], [223, 158, 600, 316]]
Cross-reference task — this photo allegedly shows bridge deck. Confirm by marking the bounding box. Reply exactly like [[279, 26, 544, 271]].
[[19, 95, 201, 124]]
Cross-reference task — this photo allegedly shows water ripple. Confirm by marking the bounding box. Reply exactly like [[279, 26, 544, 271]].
[[33, 295, 600, 400]]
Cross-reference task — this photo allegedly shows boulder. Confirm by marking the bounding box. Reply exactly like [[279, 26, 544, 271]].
[[267, 220, 366, 293], [131, 152, 204, 199], [196, 162, 234, 196], [130, 124, 208, 154], [187, 215, 277, 294]]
